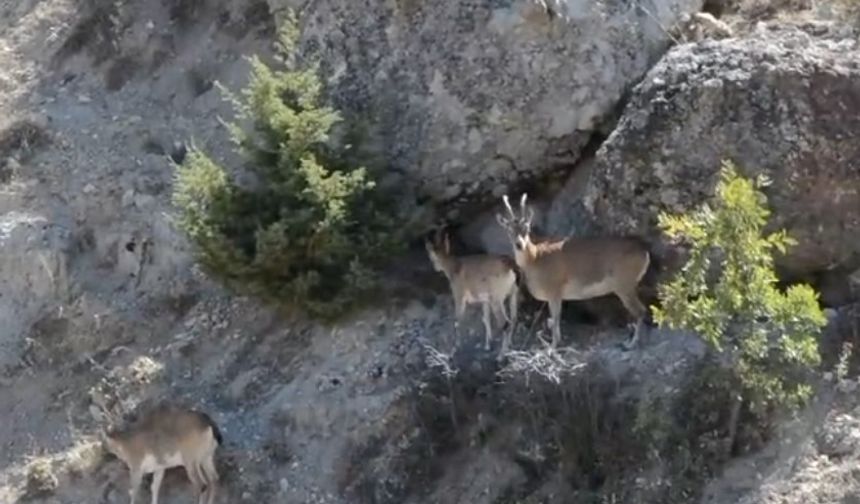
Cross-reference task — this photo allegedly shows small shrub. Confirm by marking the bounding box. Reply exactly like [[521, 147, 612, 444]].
[[0, 119, 50, 161], [173, 11, 410, 320], [836, 341, 853, 383], [665, 360, 743, 481], [24, 458, 58, 499], [652, 160, 826, 414], [815, 0, 860, 27], [53, 0, 126, 65], [632, 394, 672, 457], [62, 439, 104, 478]]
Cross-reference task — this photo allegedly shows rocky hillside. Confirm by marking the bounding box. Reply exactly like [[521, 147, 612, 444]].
[[1, 0, 859, 503]]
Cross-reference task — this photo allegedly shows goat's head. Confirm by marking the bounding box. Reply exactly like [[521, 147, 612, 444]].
[[496, 193, 535, 253], [424, 226, 451, 272]]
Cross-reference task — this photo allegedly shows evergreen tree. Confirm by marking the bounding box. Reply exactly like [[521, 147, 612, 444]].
[[173, 11, 405, 320]]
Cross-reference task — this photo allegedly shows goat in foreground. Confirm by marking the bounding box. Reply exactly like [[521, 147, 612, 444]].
[[425, 228, 519, 357], [102, 402, 222, 504], [496, 193, 650, 349]]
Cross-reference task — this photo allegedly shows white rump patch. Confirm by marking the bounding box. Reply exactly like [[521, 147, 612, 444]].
[[140, 452, 184, 473]]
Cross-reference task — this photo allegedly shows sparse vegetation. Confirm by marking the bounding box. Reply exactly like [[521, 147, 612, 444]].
[[835, 0, 860, 24], [53, 0, 127, 65], [172, 11, 411, 320], [836, 341, 853, 383], [62, 440, 104, 479], [0, 119, 50, 162], [653, 160, 825, 416], [24, 458, 58, 499]]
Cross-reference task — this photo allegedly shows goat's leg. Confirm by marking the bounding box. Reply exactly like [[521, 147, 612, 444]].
[[128, 468, 143, 504], [451, 288, 467, 351], [496, 295, 511, 325], [499, 288, 519, 359], [452, 288, 467, 329], [508, 286, 518, 332], [201, 457, 219, 504], [548, 298, 563, 348], [490, 301, 508, 356], [491, 301, 507, 328], [482, 302, 493, 350], [150, 470, 164, 504], [616, 289, 647, 349], [184, 462, 205, 504]]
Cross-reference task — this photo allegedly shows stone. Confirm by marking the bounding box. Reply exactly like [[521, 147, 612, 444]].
[[267, 0, 703, 211], [583, 23, 860, 282], [817, 410, 860, 457], [227, 367, 265, 403], [0, 213, 69, 371]]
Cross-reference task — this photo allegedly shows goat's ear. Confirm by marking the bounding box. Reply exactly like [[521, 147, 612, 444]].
[[525, 205, 535, 227], [433, 226, 445, 246], [425, 227, 439, 247]]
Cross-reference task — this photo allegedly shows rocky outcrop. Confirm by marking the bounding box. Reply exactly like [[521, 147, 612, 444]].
[[701, 376, 860, 504], [0, 213, 69, 371], [268, 0, 703, 214], [583, 23, 860, 280]]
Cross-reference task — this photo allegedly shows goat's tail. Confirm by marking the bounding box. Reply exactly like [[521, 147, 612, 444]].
[[199, 412, 223, 446]]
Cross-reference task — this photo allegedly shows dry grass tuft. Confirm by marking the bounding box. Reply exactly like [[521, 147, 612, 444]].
[[53, 0, 125, 66], [0, 119, 50, 161], [23, 457, 58, 499], [61, 438, 105, 478], [720, 0, 860, 30]]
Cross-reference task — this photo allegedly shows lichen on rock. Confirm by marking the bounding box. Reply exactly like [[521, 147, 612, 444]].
[[583, 22, 860, 281], [267, 0, 704, 211]]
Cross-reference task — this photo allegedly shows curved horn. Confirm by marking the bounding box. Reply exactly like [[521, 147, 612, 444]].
[[520, 193, 528, 214], [502, 194, 516, 218]]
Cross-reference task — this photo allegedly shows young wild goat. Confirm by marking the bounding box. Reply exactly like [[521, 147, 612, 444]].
[[496, 193, 651, 349], [102, 402, 222, 504], [425, 228, 519, 357]]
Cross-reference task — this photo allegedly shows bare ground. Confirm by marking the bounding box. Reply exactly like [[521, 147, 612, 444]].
[[2, 0, 860, 503]]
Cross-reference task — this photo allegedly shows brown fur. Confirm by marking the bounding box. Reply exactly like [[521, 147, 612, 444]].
[[103, 403, 221, 504], [497, 194, 650, 348], [426, 229, 519, 357], [674, 11, 734, 42]]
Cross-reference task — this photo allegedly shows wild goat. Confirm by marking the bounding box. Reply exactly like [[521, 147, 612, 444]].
[[102, 403, 222, 504], [674, 11, 734, 42], [425, 228, 519, 356], [496, 194, 651, 349]]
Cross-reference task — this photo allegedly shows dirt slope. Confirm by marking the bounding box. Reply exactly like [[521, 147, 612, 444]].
[[2, 1, 860, 504]]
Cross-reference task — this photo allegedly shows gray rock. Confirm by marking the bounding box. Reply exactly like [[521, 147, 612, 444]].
[[227, 367, 265, 403], [817, 410, 860, 457], [543, 157, 600, 237], [583, 23, 860, 280], [268, 0, 703, 210], [0, 213, 70, 370]]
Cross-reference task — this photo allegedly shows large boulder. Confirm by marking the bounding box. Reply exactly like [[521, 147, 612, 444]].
[[269, 0, 702, 212], [0, 212, 70, 371], [582, 23, 860, 280]]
